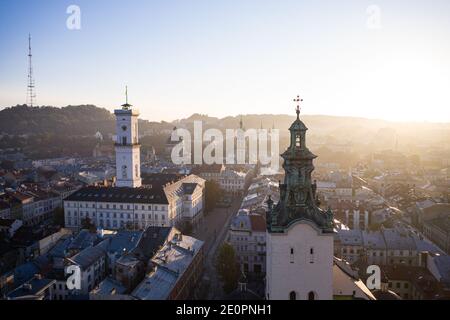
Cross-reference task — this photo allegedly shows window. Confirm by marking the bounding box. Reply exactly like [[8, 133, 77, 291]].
[[290, 247, 294, 263], [289, 291, 296, 300], [295, 134, 301, 147], [308, 291, 315, 300]]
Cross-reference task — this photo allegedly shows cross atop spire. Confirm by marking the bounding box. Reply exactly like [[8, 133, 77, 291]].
[[293, 95, 303, 119], [122, 85, 132, 109]]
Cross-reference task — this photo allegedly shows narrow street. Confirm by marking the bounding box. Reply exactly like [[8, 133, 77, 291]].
[[192, 196, 243, 299]]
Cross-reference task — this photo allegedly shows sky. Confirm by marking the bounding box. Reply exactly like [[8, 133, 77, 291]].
[[0, 0, 450, 122]]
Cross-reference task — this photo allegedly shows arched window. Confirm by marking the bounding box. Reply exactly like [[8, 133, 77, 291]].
[[295, 134, 301, 147], [289, 291, 296, 300], [308, 291, 315, 300]]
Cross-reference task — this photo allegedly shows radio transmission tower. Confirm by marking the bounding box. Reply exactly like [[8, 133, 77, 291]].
[[26, 34, 36, 107]]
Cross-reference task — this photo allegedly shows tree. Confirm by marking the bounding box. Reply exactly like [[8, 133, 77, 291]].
[[215, 243, 240, 294], [205, 180, 221, 213], [52, 207, 65, 227], [81, 217, 96, 232], [180, 221, 193, 235]]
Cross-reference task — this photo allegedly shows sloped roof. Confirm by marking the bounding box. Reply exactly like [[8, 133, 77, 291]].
[[65, 186, 168, 204], [72, 245, 106, 270]]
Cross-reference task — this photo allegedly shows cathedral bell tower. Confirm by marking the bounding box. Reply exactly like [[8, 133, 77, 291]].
[[265, 96, 335, 300], [114, 86, 142, 188]]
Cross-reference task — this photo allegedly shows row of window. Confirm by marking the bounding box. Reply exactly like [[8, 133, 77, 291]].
[[239, 255, 264, 262], [66, 211, 166, 221], [233, 235, 265, 242], [66, 218, 167, 228], [66, 202, 166, 211], [236, 245, 265, 252], [342, 248, 414, 257]]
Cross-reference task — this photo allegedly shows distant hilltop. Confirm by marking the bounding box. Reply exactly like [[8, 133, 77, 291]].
[[0, 104, 114, 136], [1, 105, 450, 144]]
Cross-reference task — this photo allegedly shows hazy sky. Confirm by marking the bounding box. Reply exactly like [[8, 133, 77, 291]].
[[1, 0, 450, 122]]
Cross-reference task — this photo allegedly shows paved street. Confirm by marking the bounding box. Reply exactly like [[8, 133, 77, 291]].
[[192, 196, 243, 299]]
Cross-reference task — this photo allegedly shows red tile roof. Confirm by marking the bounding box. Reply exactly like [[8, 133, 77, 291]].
[[249, 214, 266, 232]]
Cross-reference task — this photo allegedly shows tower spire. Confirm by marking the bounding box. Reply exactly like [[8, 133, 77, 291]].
[[293, 95, 303, 119], [122, 85, 132, 109], [26, 34, 36, 107]]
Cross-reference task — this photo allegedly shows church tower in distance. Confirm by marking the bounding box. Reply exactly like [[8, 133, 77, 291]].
[[265, 96, 335, 300], [114, 87, 142, 188]]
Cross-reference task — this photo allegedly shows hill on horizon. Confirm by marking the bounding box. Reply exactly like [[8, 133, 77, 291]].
[[1, 105, 449, 148]]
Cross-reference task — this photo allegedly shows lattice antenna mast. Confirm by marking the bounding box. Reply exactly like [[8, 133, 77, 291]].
[[27, 34, 36, 107]]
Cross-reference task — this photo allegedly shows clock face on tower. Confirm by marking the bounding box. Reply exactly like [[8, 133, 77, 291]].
[[122, 125, 127, 131]]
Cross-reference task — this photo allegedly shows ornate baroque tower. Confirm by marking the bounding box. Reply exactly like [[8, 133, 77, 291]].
[[265, 96, 335, 300], [114, 87, 142, 188]]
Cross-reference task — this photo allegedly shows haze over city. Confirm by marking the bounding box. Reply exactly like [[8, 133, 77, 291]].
[[1, 0, 450, 309], [1, 0, 450, 122]]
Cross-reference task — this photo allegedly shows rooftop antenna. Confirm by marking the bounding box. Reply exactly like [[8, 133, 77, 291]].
[[26, 34, 36, 107]]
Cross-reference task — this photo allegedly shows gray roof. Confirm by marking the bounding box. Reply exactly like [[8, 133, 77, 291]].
[[182, 183, 199, 195], [362, 231, 386, 249], [117, 227, 171, 266], [13, 262, 40, 287], [412, 235, 444, 255], [68, 229, 99, 251], [92, 277, 126, 295], [72, 245, 106, 270], [338, 229, 363, 246], [382, 228, 416, 251], [106, 230, 142, 257], [7, 277, 55, 299], [132, 235, 203, 300], [433, 255, 450, 285], [65, 186, 168, 204]]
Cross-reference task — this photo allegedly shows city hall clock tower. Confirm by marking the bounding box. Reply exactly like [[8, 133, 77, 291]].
[[114, 87, 142, 188]]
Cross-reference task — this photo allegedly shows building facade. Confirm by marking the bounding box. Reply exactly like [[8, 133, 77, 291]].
[[63, 174, 204, 232], [229, 210, 266, 274]]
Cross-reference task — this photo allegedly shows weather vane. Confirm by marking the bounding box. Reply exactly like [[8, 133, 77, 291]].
[[293, 95, 303, 119]]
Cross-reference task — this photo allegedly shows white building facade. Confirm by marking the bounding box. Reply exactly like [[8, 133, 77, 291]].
[[114, 101, 141, 188]]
